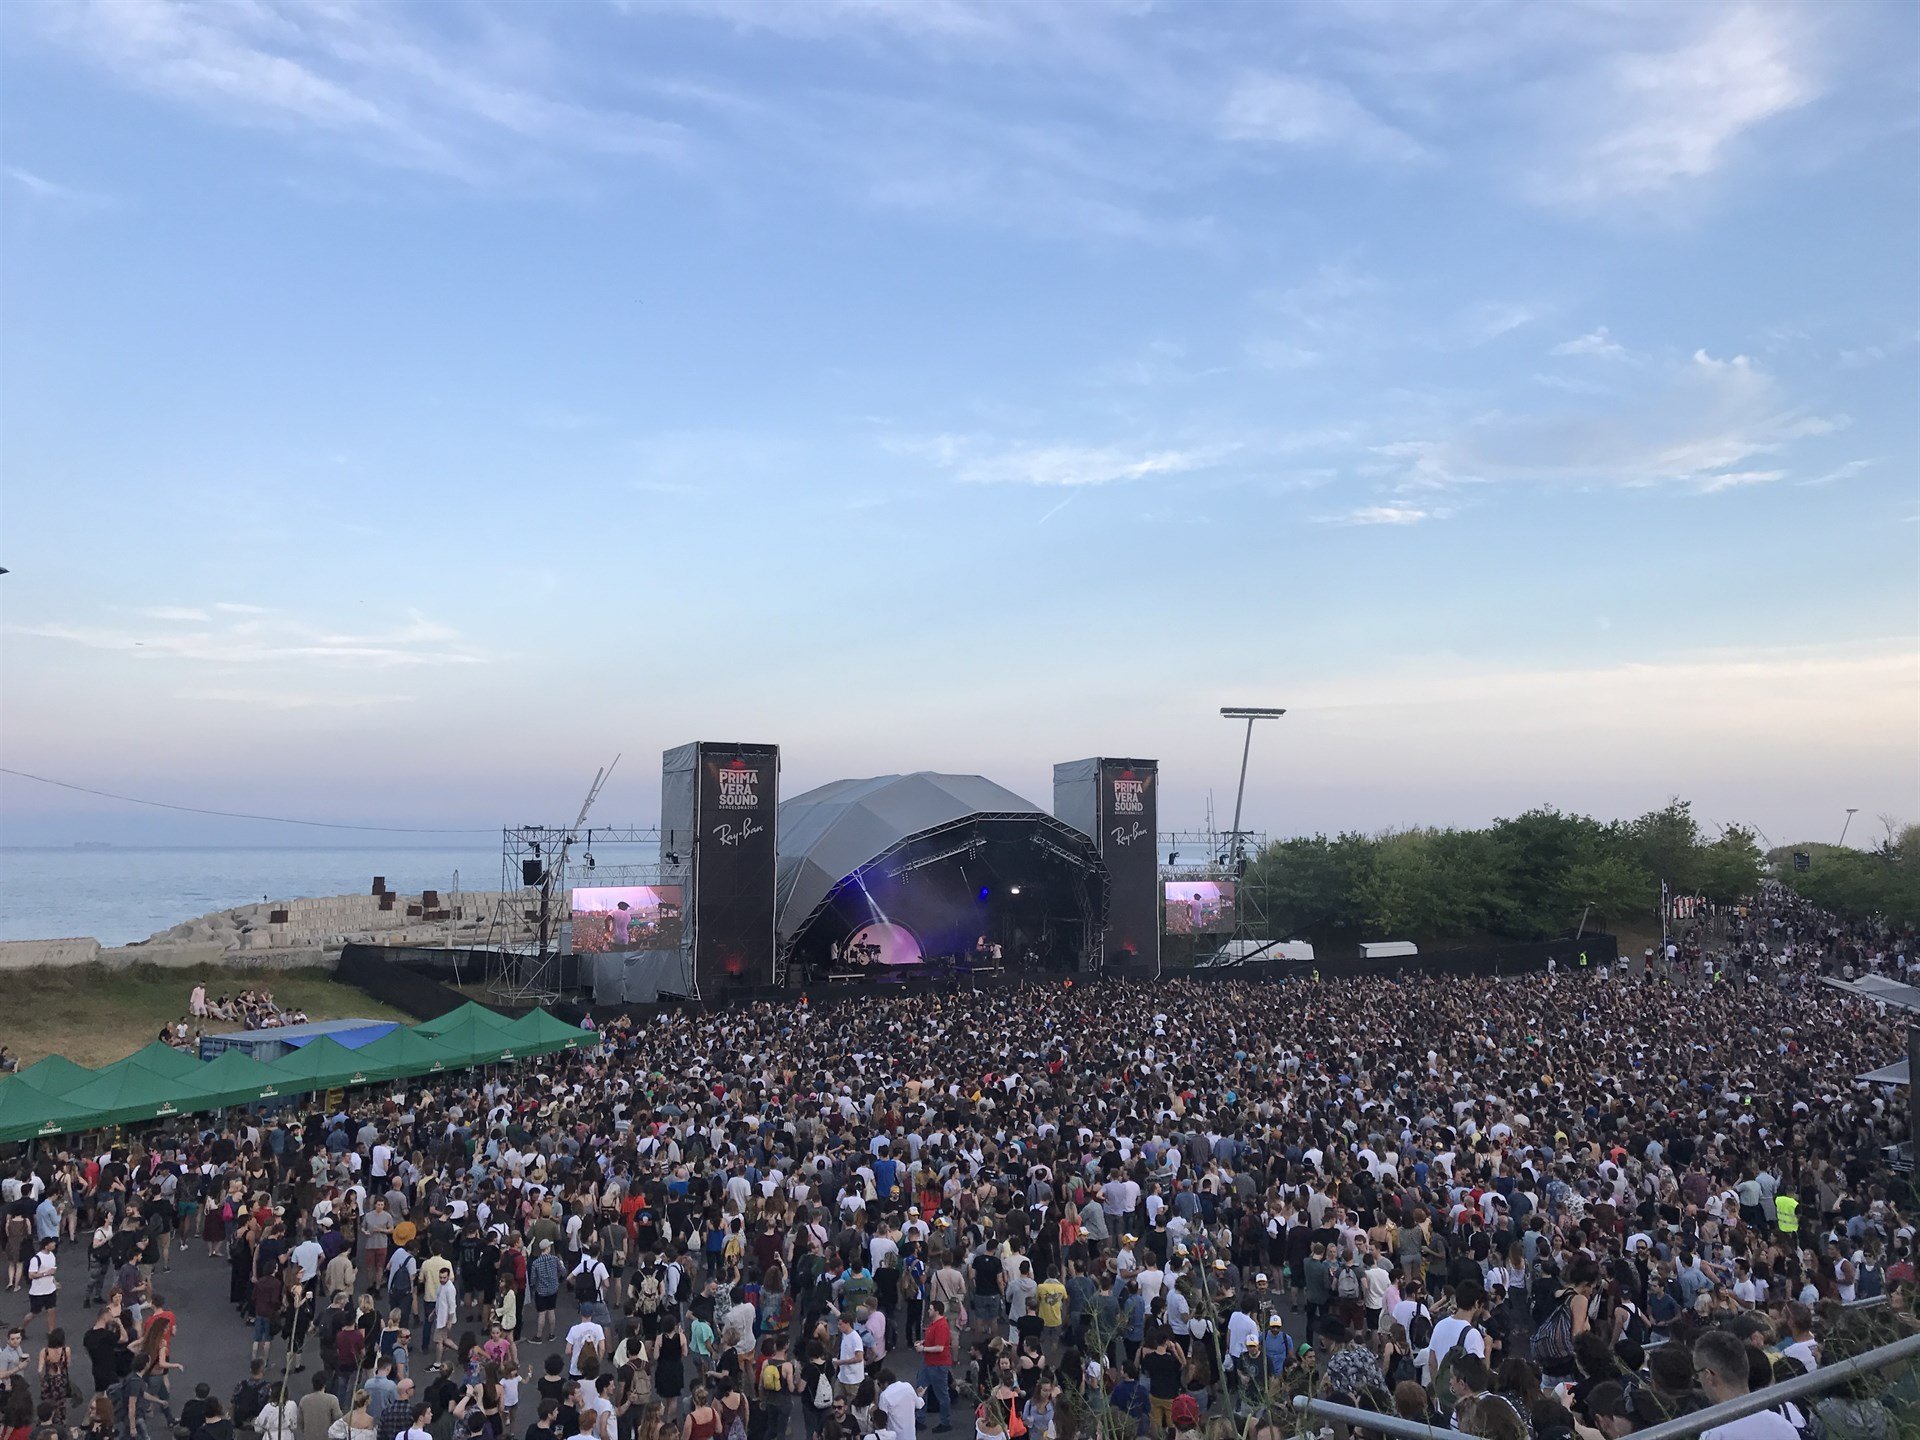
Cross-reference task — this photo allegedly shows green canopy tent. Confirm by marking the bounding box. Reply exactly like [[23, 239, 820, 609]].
[[12, 1054, 93, 1095], [0, 1078, 89, 1144], [164, 1049, 286, 1111], [499, 1009, 596, 1058], [58, 1058, 193, 1129], [414, 1002, 515, 1039], [351, 1027, 465, 1083], [265, 1036, 378, 1095], [118, 1042, 206, 1082], [420, 1010, 518, 1067]]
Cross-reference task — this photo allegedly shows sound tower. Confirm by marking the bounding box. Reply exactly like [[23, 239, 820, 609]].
[[660, 741, 780, 1001], [1053, 758, 1159, 978]]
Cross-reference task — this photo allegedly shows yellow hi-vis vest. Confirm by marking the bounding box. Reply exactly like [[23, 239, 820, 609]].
[[1775, 1194, 1799, 1233]]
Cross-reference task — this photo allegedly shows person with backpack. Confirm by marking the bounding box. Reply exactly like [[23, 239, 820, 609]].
[[1420, 1282, 1486, 1389], [563, 1312, 606, 1383], [386, 1247, 418, 1334], [1528, 1258, 1599, 1386], [568, 1250, 610, 1326]]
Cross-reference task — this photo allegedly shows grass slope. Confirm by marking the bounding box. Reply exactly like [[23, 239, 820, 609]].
[[2, 965, 409, 1069]]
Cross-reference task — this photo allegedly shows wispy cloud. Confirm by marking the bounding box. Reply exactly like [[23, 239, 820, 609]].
[[1325, 503, 1443, 527], [1378, 347, 1836, 493], [172, 689, 416, 709], [1797, 458, 1876, 487], [10, 607, 489, 667], [3, 164, 114, 209], [138, 606, 211, 622], [31, 0, 689, 185], [1220, 73, 1423, 161], [1550, 326, 1629, 360], [899, 435, 1234, 487], [1528, 8, 1816, 209]]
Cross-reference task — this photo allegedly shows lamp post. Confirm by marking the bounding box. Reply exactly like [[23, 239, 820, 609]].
[[1839, 808, 1859, 848], [1219, 706, 1286, 871]]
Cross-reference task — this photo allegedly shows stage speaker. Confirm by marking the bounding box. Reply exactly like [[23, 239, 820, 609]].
[[1054, 757, 1160, 979], [661, 741, 781, 1002], [522, 859, 545, 886]]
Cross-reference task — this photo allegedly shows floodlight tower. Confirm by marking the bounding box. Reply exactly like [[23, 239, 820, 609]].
[[1220, 706, 1286, 870]]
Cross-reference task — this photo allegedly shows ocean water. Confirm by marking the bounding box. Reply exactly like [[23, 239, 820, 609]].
[[0, 846, 502, 946]]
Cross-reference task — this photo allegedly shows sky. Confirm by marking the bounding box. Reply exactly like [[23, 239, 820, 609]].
[[1, 0, 1917, 852]]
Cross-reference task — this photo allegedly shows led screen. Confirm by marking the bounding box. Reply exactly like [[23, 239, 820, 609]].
[[570, 885, 683, 952], [1164, 880, 1236, 934]]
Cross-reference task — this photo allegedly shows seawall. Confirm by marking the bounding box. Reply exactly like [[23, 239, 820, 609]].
[[0, 888, 536, 972]]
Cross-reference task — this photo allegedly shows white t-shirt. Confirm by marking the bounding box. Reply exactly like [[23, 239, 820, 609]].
[[565, 1319, 607, 1376], [1703, 1414, 1800, 1440], [27, 1252, 57, 1296], [877, 1379, 923, 1440], [1422, 1315, 1483, 1383]]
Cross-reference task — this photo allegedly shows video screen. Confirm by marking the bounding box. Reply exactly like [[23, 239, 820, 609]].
[[570, 885, 683, 952], [1164, 880, 1236, 934]]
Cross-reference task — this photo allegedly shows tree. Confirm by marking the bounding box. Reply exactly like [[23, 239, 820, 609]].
[[1626, 799, 1703, 894], [1695, 825, 1763, 903], [1555, 854, 1656, 932]]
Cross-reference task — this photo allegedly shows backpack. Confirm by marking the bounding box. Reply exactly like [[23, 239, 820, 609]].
[[574, 1264, 601, 1305], [637, 1271, 664, 1316], [578, 1334, 602, 1375], [387, 1261, 413, 1311], [1335, 1263, 1360, 1299], [760, 1362, 784, 1394], [811, 1371, 833, 1410], [1620, 1303, 1650, 1347], [1407, 1307, 1433, 1350], [1531, 1299, 1576, 1365]]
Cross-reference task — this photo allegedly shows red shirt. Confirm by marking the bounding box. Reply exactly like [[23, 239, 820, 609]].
[[921, 1315, 952, 1367]]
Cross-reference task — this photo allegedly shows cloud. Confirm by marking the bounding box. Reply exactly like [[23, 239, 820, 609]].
[[1287, 638, 1920, 784], [171, 689, 415, 709], [10, 606, 489, 667], [1551, 326, 1629, 360], [213, 602, 272, 614], [1220, 73, 1423, 161], [1379, 347, 1836, 493], [31, 0, 688, 184], [3, 165, 114, 209], [1797, 458, 1876, 487], [1326, 503, 1443, 526], [138, 606, 211, 622], [1530, 8, 1815, 209], [900, 435, 1233, 487]]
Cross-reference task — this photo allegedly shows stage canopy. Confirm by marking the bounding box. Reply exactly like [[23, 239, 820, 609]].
[[776, 771, 1109, 974]]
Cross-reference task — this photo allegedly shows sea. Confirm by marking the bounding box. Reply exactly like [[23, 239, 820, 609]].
[[0, 846, 503, 946]]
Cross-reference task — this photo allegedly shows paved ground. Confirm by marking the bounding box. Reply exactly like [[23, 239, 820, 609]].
[[0, 1239, 588, 1414]]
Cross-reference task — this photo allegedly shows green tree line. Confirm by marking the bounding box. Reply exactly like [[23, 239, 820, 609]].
[[1243, 799, 1764, 942], [1773, 821, 1920, 927]]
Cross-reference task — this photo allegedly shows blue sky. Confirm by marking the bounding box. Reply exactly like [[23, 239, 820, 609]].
[[2, 0, 1916, 850]]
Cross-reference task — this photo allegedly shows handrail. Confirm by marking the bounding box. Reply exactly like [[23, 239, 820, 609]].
[[1293, 1327, 1920, 1440]]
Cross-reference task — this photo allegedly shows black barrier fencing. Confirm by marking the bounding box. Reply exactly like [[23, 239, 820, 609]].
[[339, 931, 1621, 1029], [1178, 931, 1619, 983], [337, 944, 510, 1021]]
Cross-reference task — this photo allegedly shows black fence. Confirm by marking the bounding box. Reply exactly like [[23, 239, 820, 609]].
[[1184, 932, 1619, 983], [338, 933, 1619, 1025]]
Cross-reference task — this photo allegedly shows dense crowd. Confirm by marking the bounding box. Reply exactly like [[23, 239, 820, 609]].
[[0, 897, 1913, 1440]]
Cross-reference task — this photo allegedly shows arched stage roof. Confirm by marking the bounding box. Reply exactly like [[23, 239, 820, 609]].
[[775, 772, 1101, 948]]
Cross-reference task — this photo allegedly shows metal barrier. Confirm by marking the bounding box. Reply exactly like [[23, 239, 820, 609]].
[[1293, 1327, 1920, 1440]]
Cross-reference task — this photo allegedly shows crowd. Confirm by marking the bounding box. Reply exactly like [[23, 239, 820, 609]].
[[0, 894, 1912, 1440], [146, 992, 315, 1056], [188, 990, 311, 1033]]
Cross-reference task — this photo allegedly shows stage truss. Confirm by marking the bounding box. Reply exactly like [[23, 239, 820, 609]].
[[487, 823, 663, 1004], [1157, 827, 1275, 965]]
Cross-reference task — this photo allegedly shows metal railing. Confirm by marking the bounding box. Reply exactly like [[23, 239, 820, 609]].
[[1293, 1327, 1920, 1440]]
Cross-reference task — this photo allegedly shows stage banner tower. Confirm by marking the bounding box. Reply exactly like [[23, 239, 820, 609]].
[[661, 742, 781, 1000], [1053, 757, 1159, 977]]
